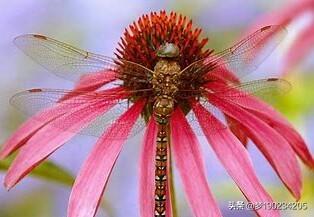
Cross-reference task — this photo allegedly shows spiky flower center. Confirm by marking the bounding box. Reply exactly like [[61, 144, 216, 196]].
[[115, 11, 211, 70], [115, 11, 213, 120]]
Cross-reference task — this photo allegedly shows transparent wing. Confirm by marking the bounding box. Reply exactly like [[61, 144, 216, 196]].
[[14, 34, 153, 83], [10, 88, 149, 138], [178, 78, 290, 99], [210, 78, 291, 100], [79, 101, 146, 138], [180, 25, 287, 81], [186, 98, 227, 135], [185, 78, 291, 134], [10, 88, 133, 115]]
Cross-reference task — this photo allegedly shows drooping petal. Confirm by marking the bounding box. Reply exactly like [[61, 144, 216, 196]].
[[170, 108, 222, 217], [208, 63, 240, 84], [226, 115, 248, 146], [250, 109, 314, 169], [0, 87, 124, 160], [208, 94, 302, 199], [0, 109, 63, 159], [139, 117, 157, 217], [4, 95, 122, 189], [75, 71, 117, 90], [192, 102, 280, 217], [247, 0, 314, 34], [209, 81, 314, 168], [0, 95, 83, 159], [60, 71, 117, 101], [232, 87, 311, 168], [283, 21, 314, 73], [67, 99, 146, 217]]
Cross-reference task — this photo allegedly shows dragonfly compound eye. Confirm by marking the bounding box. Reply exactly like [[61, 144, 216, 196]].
[[156, 43, 180, 58]]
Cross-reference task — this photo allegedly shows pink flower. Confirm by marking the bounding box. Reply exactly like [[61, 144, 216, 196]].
[[247, 0, 314, 73], [1, 11, 313, 217]]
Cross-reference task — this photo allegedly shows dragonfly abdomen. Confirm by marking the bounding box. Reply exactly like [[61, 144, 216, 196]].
[[155, 125, 168, 217]]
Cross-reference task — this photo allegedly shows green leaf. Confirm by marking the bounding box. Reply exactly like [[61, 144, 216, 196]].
[[0, 155, 74, 187], [0, 189, 53, 217]]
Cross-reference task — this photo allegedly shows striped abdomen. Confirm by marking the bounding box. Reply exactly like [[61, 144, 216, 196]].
[[154, 124, 168, 217]]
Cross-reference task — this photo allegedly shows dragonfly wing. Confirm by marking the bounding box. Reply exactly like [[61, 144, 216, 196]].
[[10, 88, 130, 116], [177, 77, 290, 100], [187, 98, 228, 135], [10, 88, 148, 138], [213, 25, 287, 78], [14, 34, 153, 83], [180, 25, 287, 81], [80, 101, 146, 138], [209, 78, 291, 101], [186, 78, 291, 135]]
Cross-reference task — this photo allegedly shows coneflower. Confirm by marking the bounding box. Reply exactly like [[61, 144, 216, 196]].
[[1, 11, 313, 217]]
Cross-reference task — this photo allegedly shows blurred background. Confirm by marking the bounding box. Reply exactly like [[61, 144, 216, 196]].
[[0, 0, 313, 216]]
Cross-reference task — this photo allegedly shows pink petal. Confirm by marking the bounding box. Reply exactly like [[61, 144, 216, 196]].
[[283, 21, 314, 73], [139, 117, 158, 217], [0, 110, 61, 159], [4, 95, 122, 189], [0, 99, 77, 159], [247, 0, 314, 33], [170, 108, 222, 217], [75, 71, 116, 90], [226, 115, 248, 146], [208, 94, 302, 199], [254, 109, 314, 168], [192, 102, 280, 217], [60, 71, 117, 101], [209, 81, 314, 168], [68, 99, 146, 217], [0, 87, 125, 160], [208, 63, 240, 84]]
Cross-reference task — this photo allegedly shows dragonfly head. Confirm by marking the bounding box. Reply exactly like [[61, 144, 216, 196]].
[[156, 43, 180, 58]]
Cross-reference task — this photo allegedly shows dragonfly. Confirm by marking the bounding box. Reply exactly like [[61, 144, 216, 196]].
[[11, 25, 289, 217]]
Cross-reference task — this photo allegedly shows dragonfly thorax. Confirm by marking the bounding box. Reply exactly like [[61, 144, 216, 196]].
[[152, 59, 181, 95], [152, 59, 181, 124]]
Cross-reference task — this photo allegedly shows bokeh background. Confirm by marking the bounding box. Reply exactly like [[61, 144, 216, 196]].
[[0, 0, 313, 217]]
